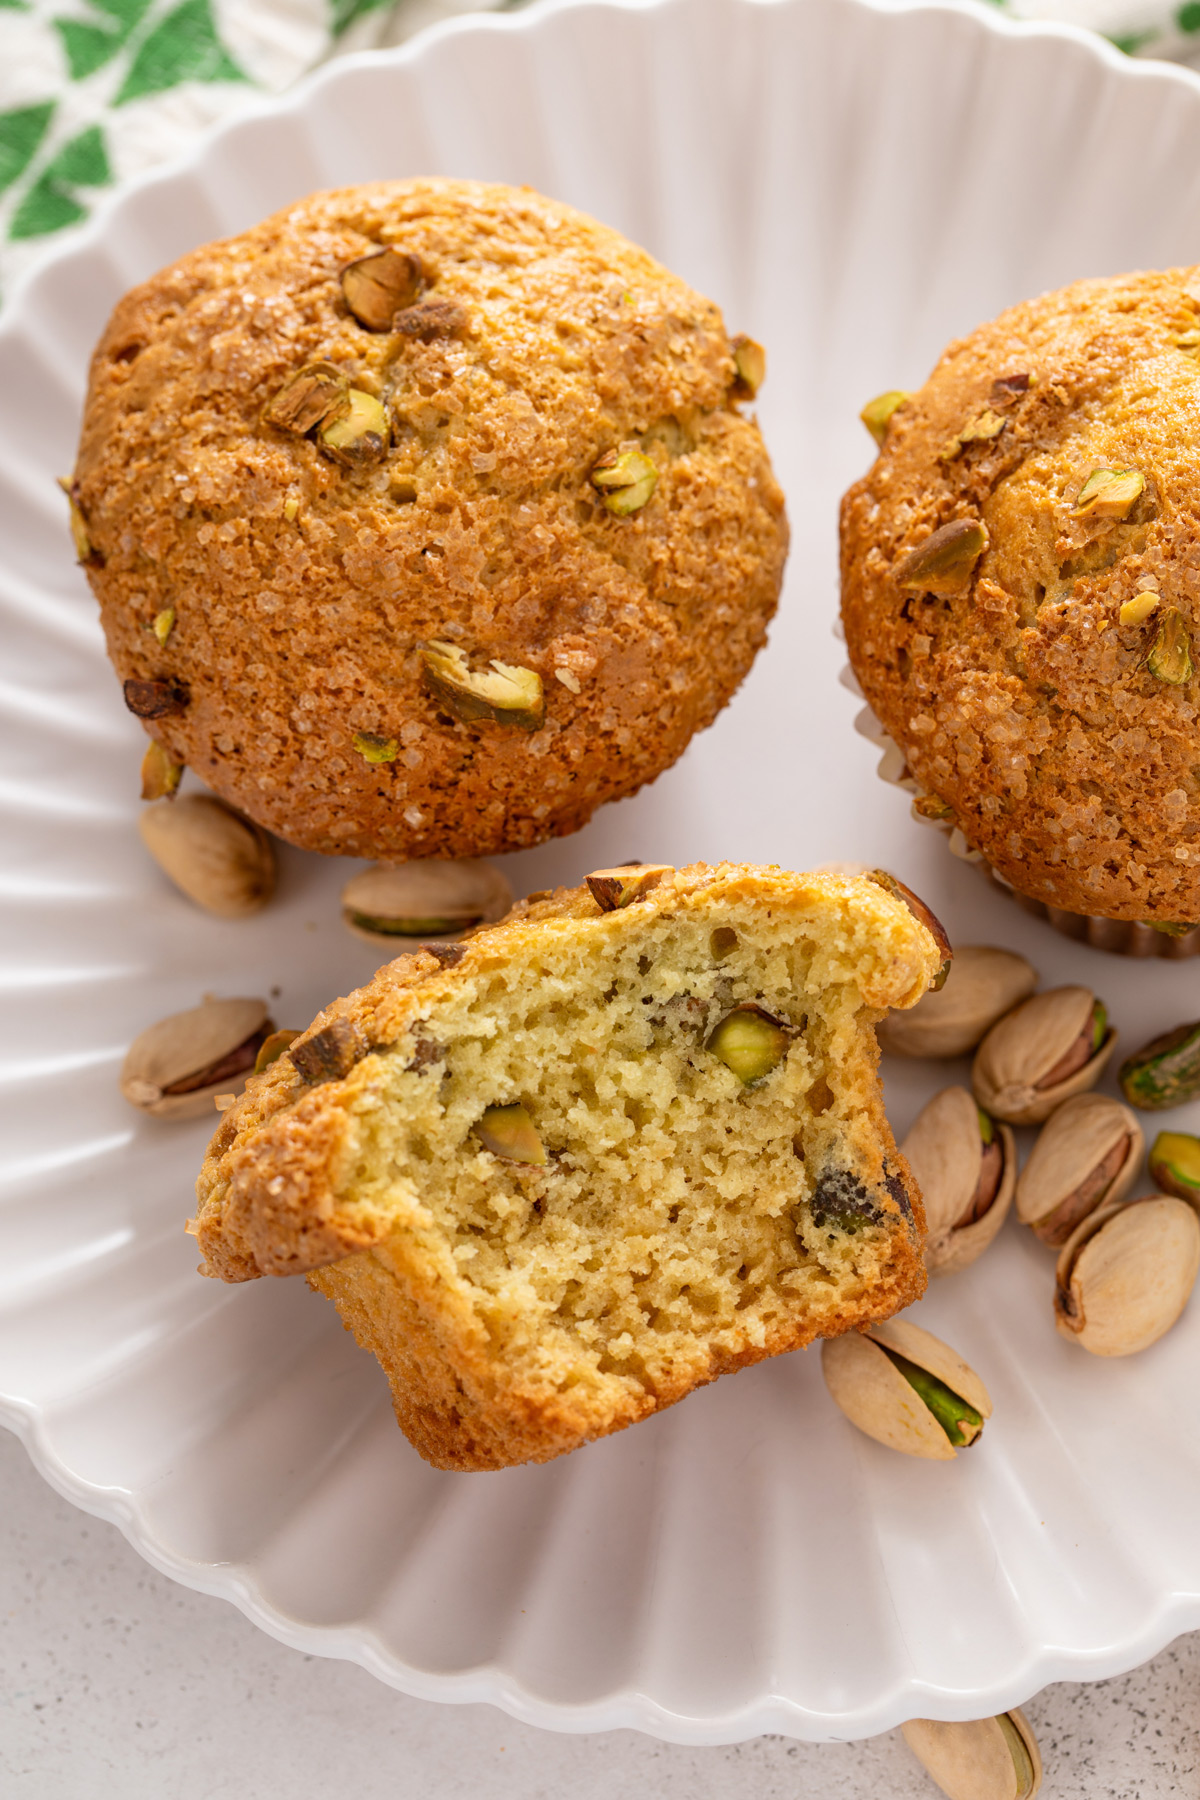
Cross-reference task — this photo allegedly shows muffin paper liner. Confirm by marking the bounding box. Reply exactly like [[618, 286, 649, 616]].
[[842, 664, 1200, 960]]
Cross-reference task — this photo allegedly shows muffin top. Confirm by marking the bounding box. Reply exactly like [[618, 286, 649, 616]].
[[841, 267, 1200, 925], [74, 179, 787, 859]]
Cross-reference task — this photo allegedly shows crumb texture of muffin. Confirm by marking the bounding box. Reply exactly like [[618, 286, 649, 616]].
[[75, 179, 787, 859], [841, 268, 1200, 923], [191, 864, 939, 1471]]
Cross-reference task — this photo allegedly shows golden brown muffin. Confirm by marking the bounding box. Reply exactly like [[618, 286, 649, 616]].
[[841, 268, 1200, 925], [191, 863, 943, 1471], [73, 179, 787, 859]]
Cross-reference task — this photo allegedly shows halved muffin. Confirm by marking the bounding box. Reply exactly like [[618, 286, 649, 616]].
[[192, 863, 945, 1470]]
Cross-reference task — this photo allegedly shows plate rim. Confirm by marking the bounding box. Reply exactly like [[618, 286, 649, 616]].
[[6, 0, 1200, 1744]]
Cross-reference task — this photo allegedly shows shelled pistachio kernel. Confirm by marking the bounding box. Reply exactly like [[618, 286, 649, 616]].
[[730, 334, 766, 397], [421, 640, 544, 729], [1054, 1196, 1200, 1356], [820, 1319, 992, 1460], [1073, 466, 1144, 519], [352, 731, 398, 764], [120, 996, 272, 1121], [1149, 1131, 1200, 1203], [318, 388, 389, 466], [1120, 1018, 1200, 1110], [590, 449, 658, 516], [254, 1028, 299, 1074], [341, 859, 512, 945], [1146, 607, 1193, 684], [893, 518, 988, 595], [473, 1102, 546, 1165], [263, 361, 349, 434], [706, 1004, 789, 1084], [901, 1710, 1042, 1800], [57, 475, 92, 562], [586, 864, 673, 911], [1120, 592, 1159, 627], [860, 389, 909, 446], [140, 739, 183, 801], [340, 246, 424, 330]]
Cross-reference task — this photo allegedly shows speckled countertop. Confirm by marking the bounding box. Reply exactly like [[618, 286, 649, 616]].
[[3, 1431, 1197, 1798]]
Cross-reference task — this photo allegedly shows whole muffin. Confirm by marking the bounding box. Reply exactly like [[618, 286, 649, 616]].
[[73, 179, 787, 859], [841, 268, 1200, 926]]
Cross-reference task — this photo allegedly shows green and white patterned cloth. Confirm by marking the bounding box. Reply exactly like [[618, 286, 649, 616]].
[[0, 0, 1197, 302]]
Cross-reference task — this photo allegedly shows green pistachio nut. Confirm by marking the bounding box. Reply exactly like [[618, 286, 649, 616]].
[[860, 390, 909, 446], [1120, 1019, 1200, 1110], [1149, 1130, 1200, 1201], [706, 1004, 790, 1084], [590, 449, 658, 516], [473, 1102, 547, 1165]]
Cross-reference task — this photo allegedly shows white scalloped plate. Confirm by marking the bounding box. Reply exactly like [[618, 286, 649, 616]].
[[7, 0, 1200, 1745]]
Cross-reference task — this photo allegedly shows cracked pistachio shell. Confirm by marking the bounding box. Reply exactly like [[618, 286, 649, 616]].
[[901, 1711, 1042, 1800], [901, 1086, 1015, 1276], [821, 1318, 992, 1461], [1016, 1093, 1142, 1248], [341, 859, 512, 947], [1054, 1196, 1200, 1356], [139, 794, 275, 917], [972, 986, 1114, 1125], [120, 997, 269, 1120], [878, 945, 1037, 1058]]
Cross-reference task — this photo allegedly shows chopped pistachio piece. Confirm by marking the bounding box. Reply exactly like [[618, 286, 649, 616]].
[[1120, 592, 1159, 627], [263, 362, 349, 435], [1146, 608, 1193, 684], [254, 1028, 300, 1074], [473, 1102, 547, 1165], [393, 297, 469, 340], [1074, 466, 1144, 519], [942, 407, 1006, 460], [590, 449, 658, 516], [893, 518, 988, 595], [340, 247, 425, 331], [319, 388, 390, 467], [352, 731, 399, 764], [706, 1004, 790, 1085], [421, 640, 545, 729], [1176, 329, 1200, 349], [283, 495, 300, 522], [124, 677, 189, 719], [291, 1018, 367, 1085], [152, 607, 175, 645], [586, 864, 673, 910], [1149, 1130, 1200, 1202], [140, 739, 183, 801], [57, 475, 93, 563], [730, 334, 766, 398], [860, 390, 909, 446]]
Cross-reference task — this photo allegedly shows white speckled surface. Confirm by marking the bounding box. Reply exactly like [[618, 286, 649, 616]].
[[3, 1428, 1198, 1796]]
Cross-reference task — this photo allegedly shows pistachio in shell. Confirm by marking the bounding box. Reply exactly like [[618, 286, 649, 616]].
[[342, 859, 513, 947], [901, 1710, 1042, 1800], [1119, 1018, 1200, 1110], [820, 1318, 992, 1460], [138, 794, 275, 918], [1054, 1196, 1200, 1356], [972, 986, 1114, 1126], [1148, 1130, 1200, 1204], [121, 997, 272, 1120], [900, 1087, 1015, 1276], [878, 944, 1037, 1059], [1016, 1093, 1142, 1248]]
